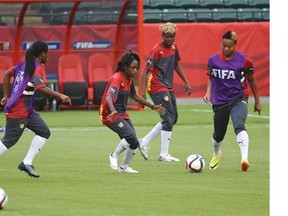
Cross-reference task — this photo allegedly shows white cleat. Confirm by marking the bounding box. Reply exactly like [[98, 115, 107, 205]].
[[158, 154, 180, 162], [118, 166, 139, 174], [138, 139, 149, 160], [109, 153, 118, 170]]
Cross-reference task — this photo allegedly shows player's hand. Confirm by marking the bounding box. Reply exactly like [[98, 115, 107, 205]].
[[185, 84, 192, 96], [254, 103, 261, 115], [60, 94, 71, 105], [107, 110, 117, 121], [0, 97, 8, 106], [151, 104, 165, 115], [203, 93, 210, 103]]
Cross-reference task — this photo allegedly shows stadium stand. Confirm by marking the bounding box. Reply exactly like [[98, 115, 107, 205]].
[[187, 9, 213, 22], [144, 9, 164, 23], [248, 0, 269, 8], [162, 8, 189, 23], [174, 0, 201, 9], [57, 54, 87, 108], [149, 0, 176, 9], [212, 8, 238, 22], [224, 0, 250, 9], [198, 0, 225, 9]]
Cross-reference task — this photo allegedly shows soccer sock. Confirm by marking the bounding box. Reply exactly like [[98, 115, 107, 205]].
[[120, 147, 136, 169], [160, 130, 172, 156], [141, 122, 162, 147], [0, 141, 7, 156], [23, 135, 47, 165], [237, 130, 249, 161], [212, 137, 222, 156], [112, 138, 129, 158]]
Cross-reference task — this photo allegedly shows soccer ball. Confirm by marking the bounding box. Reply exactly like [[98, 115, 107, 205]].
[[185, 154, 205, 173], [0, 188, 8, 209]]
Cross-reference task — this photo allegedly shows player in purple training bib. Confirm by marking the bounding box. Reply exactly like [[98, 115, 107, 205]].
[[203, 30, 261, 171], [0, 41, 71, 178]]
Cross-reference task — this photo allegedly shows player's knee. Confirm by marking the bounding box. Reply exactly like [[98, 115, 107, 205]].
[[213, 133, 224, 143], [37, 128, 51, 139], [162, 120, 174, 131], [234, 125, 245, 135], [125, 137, 139, 149]]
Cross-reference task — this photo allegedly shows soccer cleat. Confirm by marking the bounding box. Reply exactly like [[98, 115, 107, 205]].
[[18, 161, 40, 178], [240, 160, 250, 171], [118, 166, 139, 174], [109, 153, 118, 171], [138, 139, 149, 160], [158, 154, 180, 162], [209, 151, 222, 170]]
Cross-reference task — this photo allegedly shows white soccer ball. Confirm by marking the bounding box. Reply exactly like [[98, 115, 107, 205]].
[[185, 154, 205, 173], [0, 187, 8, 209]]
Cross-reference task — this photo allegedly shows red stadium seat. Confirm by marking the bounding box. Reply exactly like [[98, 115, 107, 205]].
[[57, 54, 87, 107], [87, 53, 113, 106], [0, 56, 13, 103]]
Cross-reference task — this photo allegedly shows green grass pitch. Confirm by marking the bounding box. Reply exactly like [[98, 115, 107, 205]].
[[0, 103, 269, 216]]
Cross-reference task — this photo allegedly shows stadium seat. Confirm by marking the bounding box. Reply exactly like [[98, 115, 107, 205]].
[[224, 0, 249, 9], [248, 0, 269, 8], [261, 8, 269, 21], [174, 0, 200, 9], [212, 8, 237, 22], [88, 54, 113, 106], [188, 9, 213, 22], [57, 54, 87, 107], [198, 0, 225, 9], [236, 8, 263, 21], [144, 9, 164, 23], [149, 0, 176, 9], [0, 56, 13, 105], [143, 0, 152, 9], [162, 9, 188, 23], [81, 12, 117, 24]]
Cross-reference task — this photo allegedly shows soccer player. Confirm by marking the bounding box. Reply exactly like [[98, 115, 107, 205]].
[[203, 30, 262, 171], [0, 41, 71, 178], [139, 22, 192, 162], [99, 51, 165, 174]]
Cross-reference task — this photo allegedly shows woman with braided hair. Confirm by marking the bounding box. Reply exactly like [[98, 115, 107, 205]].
[[203, 30, 261, 171], [99, 50, 165, 174], [0, 41, 71, 178]]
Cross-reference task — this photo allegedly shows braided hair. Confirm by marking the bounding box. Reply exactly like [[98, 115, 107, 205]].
[[115, 50, 140, 72], [25, 41, 48, 78], [222, 30, 237, 44]]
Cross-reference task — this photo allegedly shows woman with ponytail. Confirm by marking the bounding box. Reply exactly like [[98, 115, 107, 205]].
[[0, 41, 71, 178], [99, 50, 165, 173]]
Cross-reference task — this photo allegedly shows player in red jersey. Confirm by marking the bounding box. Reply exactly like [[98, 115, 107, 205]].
[[99, 51, 165, 173], [139, 22, 192, 162], [0, 41, 71, 178], [203, 30, 261, 171]]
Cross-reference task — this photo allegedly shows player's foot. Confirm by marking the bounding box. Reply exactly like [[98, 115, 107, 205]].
[[118, 166, 139, 174], [240, 160, 250, 171], [109, 153, 118, 170], [158, 154, 180, 162], [138, 139, 149, 160], [18, 161, 40, 178], [209, 151, 222, 170]]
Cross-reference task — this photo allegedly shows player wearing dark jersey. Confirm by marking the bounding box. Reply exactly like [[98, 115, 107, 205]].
[[139, 22, 192, 162], [99, 51, 165, 173], [0, 41, 71, 178], [203, 30, 261, 171]]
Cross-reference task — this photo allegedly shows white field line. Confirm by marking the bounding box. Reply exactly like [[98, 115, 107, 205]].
[[189, 109, 269, 119], [47, 124, 269, 132]]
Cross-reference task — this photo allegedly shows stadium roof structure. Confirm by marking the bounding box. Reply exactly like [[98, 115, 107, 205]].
[[0, 0, 145, 68]]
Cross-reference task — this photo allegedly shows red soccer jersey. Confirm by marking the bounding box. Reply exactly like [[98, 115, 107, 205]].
[[145, 42, 180, 93], [99, 72, 136, 126]]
